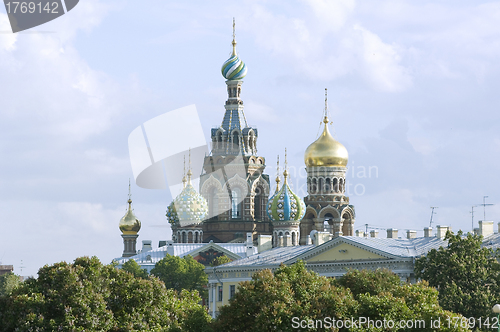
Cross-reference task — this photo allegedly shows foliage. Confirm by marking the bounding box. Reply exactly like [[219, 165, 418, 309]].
[[214, 262, 468, 332], [415, 230, 500, 321], [151, 254, 208, 298], [121, 259, 149, 279], [0, 272, 21, 296], [210, 255, 232, 267], [0, 256, 212, 331]]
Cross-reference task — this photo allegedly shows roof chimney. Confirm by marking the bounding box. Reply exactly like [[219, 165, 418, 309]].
[[355, 230, 364, 237], [436, 225, 449, 239], [479, 221, 494, 238], [246, 232, 254, 256], [370, 230, 379, 238], [315, 232, 331, 246], [387, 228, 398, 239], [424, 227, 432, 238], [142, 240, 152, 252], [166, 240, 174, 256], [257, 235, 272, 253], [406, 230, 417, 239]]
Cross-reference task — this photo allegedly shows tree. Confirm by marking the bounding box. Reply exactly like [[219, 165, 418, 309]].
[[0, 256, 212, 331], [151, 254, 208, 298], [210, 255, 232, 267], [121, 258, 149, 278], [415, 230, 500, 320], [214, 262, 468, 332], [0, 272, 21, 296]]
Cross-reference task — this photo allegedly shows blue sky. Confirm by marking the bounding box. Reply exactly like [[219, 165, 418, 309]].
[[1, 0, 500, 276]]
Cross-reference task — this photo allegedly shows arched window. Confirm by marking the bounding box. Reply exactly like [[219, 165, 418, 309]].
[[182, 232, 187, 243], [233, 132, 239, 150], [232, 188, 242, 219], [292, 232, 297, 246], [333, 178, 338, 193], [208, 188, 218, 219], [254, 186, 263, 220]]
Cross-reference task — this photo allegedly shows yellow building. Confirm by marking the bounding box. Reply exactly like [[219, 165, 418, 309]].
[[206, 229, 450, 317]]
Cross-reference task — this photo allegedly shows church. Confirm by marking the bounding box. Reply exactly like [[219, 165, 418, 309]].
[[114, 21, 358, 267], [164, 21, 356, 247]]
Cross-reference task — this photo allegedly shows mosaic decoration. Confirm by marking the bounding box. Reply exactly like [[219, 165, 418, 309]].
[[267, 182, 305, 222], [166, 183, 208, 225]]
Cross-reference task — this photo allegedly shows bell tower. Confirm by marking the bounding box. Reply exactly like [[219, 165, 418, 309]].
[[300, 89, 355, 244], [198, 19, 271, 243]]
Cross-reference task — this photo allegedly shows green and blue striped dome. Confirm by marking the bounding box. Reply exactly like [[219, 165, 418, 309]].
[[221, 53, 247, 80], [267, 178, 305, 222]]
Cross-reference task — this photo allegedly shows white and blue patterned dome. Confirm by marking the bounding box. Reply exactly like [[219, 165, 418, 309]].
[[267, 169, 305, 222], [166, 171, 208, 225]]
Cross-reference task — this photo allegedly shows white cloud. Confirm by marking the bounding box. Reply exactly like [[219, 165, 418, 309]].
[[354, 25, 412, 92], [243, 1, 412, 91], [0, 14, 17, 51]]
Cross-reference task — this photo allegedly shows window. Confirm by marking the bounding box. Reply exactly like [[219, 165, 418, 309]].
[[231, 189, 241, 219], [218, 286, 223, 302], [229, 285, 236, 299]]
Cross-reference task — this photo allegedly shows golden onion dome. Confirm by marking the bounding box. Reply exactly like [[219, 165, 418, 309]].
[[304, 116, 348, 167], [119, 198, 141, 234]]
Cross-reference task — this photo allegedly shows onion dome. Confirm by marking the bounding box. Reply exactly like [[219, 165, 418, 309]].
[[119, 197, 141, 234], [221, 19, 247, 80], [304, 89, 348, 167], [166, 163, 208, 225], [267, 153, 306, 222]]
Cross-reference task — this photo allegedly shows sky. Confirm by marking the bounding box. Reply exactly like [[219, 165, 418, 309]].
[[1, 0, 500, 277]]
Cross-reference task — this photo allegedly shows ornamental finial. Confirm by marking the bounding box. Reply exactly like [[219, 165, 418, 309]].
[[275, 155, 281, 191], [323, 88, 329, 124], [187, 148, 192, 185], [283, 148, 289, 184], [128, 178, 132, 204], [182, 155, 187, 188], [232, 17, 237, 56]]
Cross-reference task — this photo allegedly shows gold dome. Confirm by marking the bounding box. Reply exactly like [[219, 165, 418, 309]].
[[119, 199, 141, 234], [304, 117, 348, 167]]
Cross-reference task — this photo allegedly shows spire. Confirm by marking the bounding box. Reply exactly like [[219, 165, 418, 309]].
[[323, 88, 329, 124], [232, 17, 237, 56], [275, 155, 281, 191], [187, 148, 192, 185], [182, 155, 187, 188], [128, 178, 132, 205], [283, 148, 289, 184]]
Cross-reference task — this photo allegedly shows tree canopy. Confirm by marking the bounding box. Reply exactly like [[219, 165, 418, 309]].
[[415, 230, 500, 321], [121, 258, 149, 279], [0, 272, 21, 297], [214, 261, 468, 332], [151, 254, 208, 298], [0, 256, 212, 331], [210, 255, 232, 267]]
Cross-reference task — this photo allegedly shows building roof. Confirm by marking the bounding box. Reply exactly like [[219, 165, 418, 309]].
[[210, 235, 449, 271], [115, 242, 257, 265]]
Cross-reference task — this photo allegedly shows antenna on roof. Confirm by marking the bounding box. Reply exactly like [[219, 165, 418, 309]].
[[477, 196, 494, 221], [429, 207, 438, 227]]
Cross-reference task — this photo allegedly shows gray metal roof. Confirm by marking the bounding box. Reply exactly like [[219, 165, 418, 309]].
[[115, 242, 256, 265], [342, 236, 448, 257], [217, 245, 314, 267]]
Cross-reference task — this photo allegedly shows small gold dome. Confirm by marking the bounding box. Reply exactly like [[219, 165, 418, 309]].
[[119, 199, 141, 234], [304, 117, 348, 167]]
